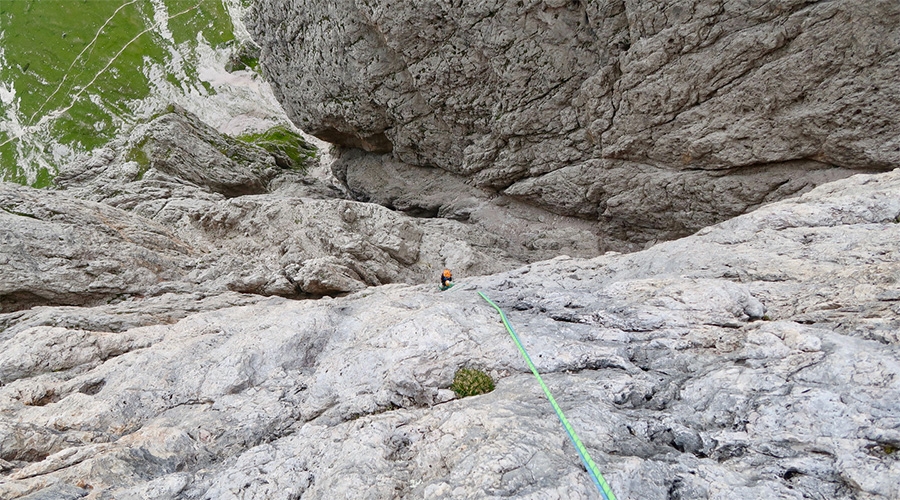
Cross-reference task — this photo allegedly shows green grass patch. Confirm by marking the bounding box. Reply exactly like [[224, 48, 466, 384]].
[[237, 54, 259, 73], [125, 140, 151, 180], [450, 367, 495, 398], [32, 167, 52, 188], [166, 0, 234, 47], [225, 41, 260, 73], [237, 125, 317, 172], [2, 1, 164, 136], [0, 0, 241, 187]]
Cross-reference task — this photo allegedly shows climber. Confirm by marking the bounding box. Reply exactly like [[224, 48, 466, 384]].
[[440, 268, 453, 290]]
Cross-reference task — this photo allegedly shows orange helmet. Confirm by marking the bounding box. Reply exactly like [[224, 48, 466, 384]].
[[442, 269, 452, 278]]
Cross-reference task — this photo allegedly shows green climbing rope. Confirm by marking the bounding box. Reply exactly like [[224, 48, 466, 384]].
[[478, 291, 618, 500]]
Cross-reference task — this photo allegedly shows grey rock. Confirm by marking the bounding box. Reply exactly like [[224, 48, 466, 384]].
[[248, 0, 900, 244], [332, 148, 606, 255], [1, 170, 898, 498], [13, 108, 603, 312], [54, 106, 316, 203], [2, 108, 585, 314], [0, 182, 196, 312], [125, 107, 279, 198], [18, 483, 88, 500], [0, 292, 270, 343]]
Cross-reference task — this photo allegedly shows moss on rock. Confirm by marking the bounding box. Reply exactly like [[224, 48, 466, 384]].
[[450, 367, 495, 398], [238, 125, 317, 172]]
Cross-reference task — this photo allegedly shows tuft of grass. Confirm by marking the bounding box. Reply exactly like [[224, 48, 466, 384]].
[[450, 367, 495, 398], [237, 125, 317, 172], [125, 138, 152, 180]]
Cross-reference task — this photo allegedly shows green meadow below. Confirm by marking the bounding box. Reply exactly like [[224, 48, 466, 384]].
[[0, 0, 275, 187]]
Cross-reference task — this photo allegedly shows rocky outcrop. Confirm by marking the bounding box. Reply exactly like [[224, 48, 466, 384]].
[[53, 106, 316, 203], [1, 169, 898, 498], [0, 183, 197, 312], [249, 0, 900, 245], [1, 108, 602, 313], [331, 147, 603, 254]]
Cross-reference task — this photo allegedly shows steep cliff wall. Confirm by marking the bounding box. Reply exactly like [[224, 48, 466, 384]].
[[249, 0, 899, 244]]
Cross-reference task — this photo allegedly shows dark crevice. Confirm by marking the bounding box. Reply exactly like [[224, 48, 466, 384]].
[[1, 291, 63, 314], [78, 379, 106, 396], [783, 467, 803, 480], [713, 443, 747, 462], [667, 476, 684, 500], [312, 126, 393, 153], [26, 389, 61, 407], [399, 206, 440, 219], [2, 449, 49, 464]]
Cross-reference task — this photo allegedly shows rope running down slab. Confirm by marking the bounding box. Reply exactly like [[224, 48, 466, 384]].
[[478, 291, 618, 500]]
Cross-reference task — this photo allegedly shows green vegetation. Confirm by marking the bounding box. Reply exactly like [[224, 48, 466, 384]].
[[450, 367, 495, 398], [225, 41, 260, 73], [235, 54, 259, 73], [0, 0, 240, 186], [125, 140, 151, 180], [237, 125, 317, 172], [166, 0, 233, 47]]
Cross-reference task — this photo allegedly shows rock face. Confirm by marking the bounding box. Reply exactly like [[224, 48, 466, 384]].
[[1, 169, 898, 499], [1, 108, 599, 313], [0, 183, 197, 312], [248, 0, 900, 245]]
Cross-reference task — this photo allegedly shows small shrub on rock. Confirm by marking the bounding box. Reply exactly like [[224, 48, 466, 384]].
[[450, 368, 495, 398]]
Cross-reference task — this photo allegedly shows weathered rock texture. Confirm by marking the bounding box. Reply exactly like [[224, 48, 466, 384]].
[[249, 0, 900, 246], [0, 183, 197, 312], [1, 169, 898, 498], [1, 108, 599, 313]]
